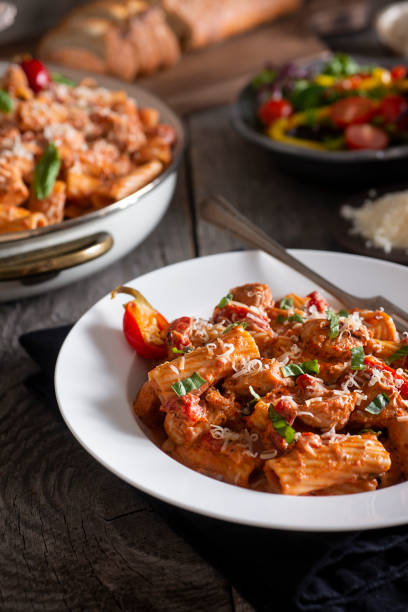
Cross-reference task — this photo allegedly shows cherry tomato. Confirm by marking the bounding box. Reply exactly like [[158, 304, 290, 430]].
[[378, 95, 408, 123], [20, 58, 50, 93], [345, 124, 389, 150], [391, 65, 407, 80], [307, 290, 328, 314], [331, 96, 375, 127], [258, 99, 293, 125]]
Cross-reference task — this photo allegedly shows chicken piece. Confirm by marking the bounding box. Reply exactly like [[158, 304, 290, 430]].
[[229, 283, 273, 309], [223, 358, 293, 397], [297, 391, 357, 431], [29, 180, 66, 224], [162, 387, 236, 447], [348, 366, 407, 428], [299, 316, 372, 361]]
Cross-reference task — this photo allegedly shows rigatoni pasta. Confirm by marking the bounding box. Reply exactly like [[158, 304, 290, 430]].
[[123, 281, 408, 496]]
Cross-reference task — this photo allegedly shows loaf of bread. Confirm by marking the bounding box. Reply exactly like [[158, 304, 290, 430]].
[[161, 0, 302, 49], [38, 1, 181, 81], [38, 0, 301, 81]]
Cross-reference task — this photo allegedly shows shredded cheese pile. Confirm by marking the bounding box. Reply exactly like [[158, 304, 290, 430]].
[[341, 190, 408, 253]]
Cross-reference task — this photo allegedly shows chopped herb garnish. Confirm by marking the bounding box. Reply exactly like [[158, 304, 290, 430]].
[[0, 89, 13, 114], [358, 428, 382, 436], [33, 142, 61, 200], [223, 321, 248, 333], [171, 346, 193, 354], [338, 309, 349, 317], [279, 297, 293, 310], [268, 405, 295, 444], [218, 293, 233, 308], [364, 392, 389, 415], [51, 72, 75, 87], [326, 308, 340, 339], [242, 385, 261, 416], [385, 345, 408, 365], [289, 313, 304, 323], [281, 359, 319, 378], [276, 314, 287, 324], [171, 372, 206, 397], [351, 346, 366, 370]]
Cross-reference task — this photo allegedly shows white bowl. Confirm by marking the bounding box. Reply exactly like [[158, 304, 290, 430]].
[[0, 63, 185, 301], [55, 249, 408, 532]]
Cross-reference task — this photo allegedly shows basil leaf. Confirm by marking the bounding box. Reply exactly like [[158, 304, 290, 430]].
[[279, 297, 293, 310], [326, 308, 340, 339], [364, 392, 389, 415], [51, 72, 75, 87], [289, 313, 304, 323], [171, 372, 206, 397], [351, 346, 366, 370], [249, 385, 260, 401], [358, 428, 382, 436], [242, 384, 261, 416], [268, 405, 295, 444], [385, 345, 408, 365], [171, 346, 193, 354], [218, 293, 233, 308], [281, 359, 319, 377], [276, 315, 287, 324], [223, 321, 247, 333], [0, 89, 13, 114], [338, 309, 349, 317], [33, 143, 61, 200]]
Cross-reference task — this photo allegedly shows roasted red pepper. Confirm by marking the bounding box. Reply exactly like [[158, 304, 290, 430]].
[[364, 355, 408, 400], [111, 285, 168, 359]]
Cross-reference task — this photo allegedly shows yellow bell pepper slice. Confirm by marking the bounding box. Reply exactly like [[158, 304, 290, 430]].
[[266, 108, 331, 150]]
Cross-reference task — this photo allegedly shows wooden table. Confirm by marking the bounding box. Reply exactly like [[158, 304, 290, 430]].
[[0, 11, 396, 609]]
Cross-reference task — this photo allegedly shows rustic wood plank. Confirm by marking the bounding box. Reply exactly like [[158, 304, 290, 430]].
[[140, 17, 325, 115], [187, 105, 351, 256], [0, 158, 234, 611]]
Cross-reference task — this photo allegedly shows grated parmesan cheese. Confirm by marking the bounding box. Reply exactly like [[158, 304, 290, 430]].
[[341, 191, 408, 253]]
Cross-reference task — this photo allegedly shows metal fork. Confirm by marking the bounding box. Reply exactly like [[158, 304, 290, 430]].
[[200, 195, 408, 334]]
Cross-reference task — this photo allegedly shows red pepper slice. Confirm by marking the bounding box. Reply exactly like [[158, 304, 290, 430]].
[[111, 285, 168, 359], [364, 355, 408, 399]]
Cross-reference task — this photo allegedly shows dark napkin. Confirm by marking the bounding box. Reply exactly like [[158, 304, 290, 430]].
[[20, 326, 408, 612]]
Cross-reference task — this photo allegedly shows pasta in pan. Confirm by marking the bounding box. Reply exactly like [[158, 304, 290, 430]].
[[0, 60, 176, 234], [118, 282, 408, 496]]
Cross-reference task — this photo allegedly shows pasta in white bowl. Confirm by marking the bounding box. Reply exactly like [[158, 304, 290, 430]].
[[55, 250, 408, 531]]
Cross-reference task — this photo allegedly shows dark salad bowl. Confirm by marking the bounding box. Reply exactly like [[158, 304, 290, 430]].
[[232, 53, 408, 184]]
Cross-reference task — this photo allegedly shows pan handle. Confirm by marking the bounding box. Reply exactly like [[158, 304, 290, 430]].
[[0, 231, 113, 281]]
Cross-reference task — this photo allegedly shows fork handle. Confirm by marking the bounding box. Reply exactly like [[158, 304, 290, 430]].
[[200, 194, 358, 307]]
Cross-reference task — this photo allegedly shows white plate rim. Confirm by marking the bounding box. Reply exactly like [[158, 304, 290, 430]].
[[55, 249, 408, 532]]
